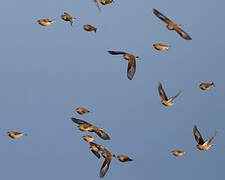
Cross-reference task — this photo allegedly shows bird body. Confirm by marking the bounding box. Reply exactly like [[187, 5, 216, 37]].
[[100, 0, 114, 5], [8, 131, 27, 139], [199, 82, 215, 90], [83, 135, 94, 142], [171, 150, 185, 157], [89, 142, 106, 159], [83, 24, 97, 33], [117, 155, 133, 162], [37, 19, 56, 26], [61, 12, 77, 26], [76, 107, 90, 115], [153, 43, 170, 51]]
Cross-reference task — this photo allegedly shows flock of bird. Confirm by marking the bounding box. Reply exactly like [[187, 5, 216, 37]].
[[6, 1, 218, 179]]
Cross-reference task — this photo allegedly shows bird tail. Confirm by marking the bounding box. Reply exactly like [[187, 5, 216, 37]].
[[94, 28, 97, 33]]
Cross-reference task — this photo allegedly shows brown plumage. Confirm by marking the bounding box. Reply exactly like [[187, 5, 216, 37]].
[[71, 118, 110, 140], [37, 19, 56, 26], [153, 43, 170, 51], [8, 131, 27, 139], [76, 107, 90, 115], [199, 82, 215, 90], [108, 51, 140, 80], [83, 24, 97, 33], [83, 135, 95, 142], [100, 149, 115, 178], [171, 150, 185, 157], [89, 142, 106, 159], [158, 82, 181, 106], [193, 125, 217, 150], [153, 9, 192, 40], [117, 155, 133, 162], [93, 0, 114, 12], [61, 12, 77, 26]]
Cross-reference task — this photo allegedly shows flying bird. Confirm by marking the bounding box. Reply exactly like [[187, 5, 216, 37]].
[[153, 9, 192, 40], [158, 82, 181, 106], [83, 135, 95, 142], [171, 150, 185, 157], [93, 0, 114, 12], [8, 131, 27, 139], [71, 118, 110, 140], [89, 142, 106, 159], [117, 155, 133, 162], [108, 51, 140, 80], [199, 82, 215, 90], [61, 12, 77, 26], [193, 125, 217, 150], [37, 19, 56, 26], [153, 43, 170, 51], [100, 148, 115, 178], [76, 107, 90, 115], [83, 24, 97, 33]]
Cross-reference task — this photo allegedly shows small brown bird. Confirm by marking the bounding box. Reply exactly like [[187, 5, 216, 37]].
[[171, 150, 185, 157], [71, 118, 110, 140], [153, 43, 170, 51], [89, 142, 106, 159], [108, 51, 140, 80], [100, 148, 115, 178], [76, 107, 90, 115], [117, 155, 133, 162], [193, 125, 217, 150], [199, 82, 215, 90], [158, 82, 181, 106], [61, 12, 77, 26], [37, 19, 56, 26], [153, 9, 192, 40], [8, 131, 27, 139], [83, 135, 95, 142], [83, 24, 97, 33], [93, 0, 114, 12]]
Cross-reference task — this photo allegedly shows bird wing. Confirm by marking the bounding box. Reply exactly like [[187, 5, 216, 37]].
[[153, 9, 173, 25], [94, 128, 111, 140], [193, 125, 205, 145], [174, 27, 192, 40], [127, 57, 136, 80], [93, 0, 101, 12], [71, 117, 92, 125], [91, 150, 101, 159], [100, 157, 111, 178], [108, 51, 126, 55], [158, 83, 168, 101], [205, 132, 217, 145], [170, 90, 182, 102]]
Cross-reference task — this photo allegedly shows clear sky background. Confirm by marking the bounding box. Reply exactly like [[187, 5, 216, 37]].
[[0, 0, 224, 179]]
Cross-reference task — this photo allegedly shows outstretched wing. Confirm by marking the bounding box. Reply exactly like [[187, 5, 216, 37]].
[[153, 9, 173, 25], [175, 27, 192, 40], [100, 158, 111, 178], [108, 51, 126, 55], [95, 129, 111, 140], [205, 132, 217, 145], [170, 91, 182, 101], [193, 125, 205, 145], [158, 83, 168, 101], [91, 150, 101, 159], [127, 57, 136, 80], [71, 117, 91, 125]]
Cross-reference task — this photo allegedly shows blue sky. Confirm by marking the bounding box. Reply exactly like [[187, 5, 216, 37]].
[[0, 0, 224, 179]]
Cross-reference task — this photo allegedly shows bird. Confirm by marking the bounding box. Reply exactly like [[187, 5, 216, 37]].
[[61, 12, 77, 26], [100, 148, 115, 178], [158, 82, 181, 106], [71, 117, 110, 140], [8, 131, 27, 139], [83, 24, 97, 33], [37, 19, 56, 26], [117, 155, 133, 162], [76, 107, 90, 115], [89, 142, 106, 159], [93, 0, 114, 12], [83, 135, 95, 142], [153, 9, 192, 40], [199, 82, 215, 90], [193, 125, 217, 150], [171, 150, 185, 157], [108, 51, 140, 80], [153, 43, 170, 51]]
